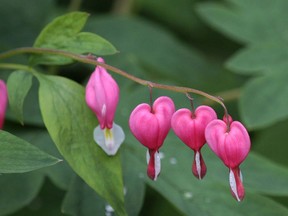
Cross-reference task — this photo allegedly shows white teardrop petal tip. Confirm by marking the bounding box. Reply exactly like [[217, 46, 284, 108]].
[[94, 122, 125, 156]]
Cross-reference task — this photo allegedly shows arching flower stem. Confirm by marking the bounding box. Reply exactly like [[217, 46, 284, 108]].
[[0, 47, 229, 119]]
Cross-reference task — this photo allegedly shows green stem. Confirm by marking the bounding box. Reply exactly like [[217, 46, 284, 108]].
[[0, 47, 229, 116], [0, 63, 38, 76]]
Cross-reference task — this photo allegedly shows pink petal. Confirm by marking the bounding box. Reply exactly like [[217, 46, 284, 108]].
[[171, 106, 217, 151], [129, 96, 175, 150], [205, 120, 251, 168]]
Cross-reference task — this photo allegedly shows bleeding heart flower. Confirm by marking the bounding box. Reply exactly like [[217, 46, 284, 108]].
[[171, 106, 217, 179], [129, 96, 175, 180], [85, 57, 124, 156], [0, 80, 7, 129], [205, 116, 251, 201]]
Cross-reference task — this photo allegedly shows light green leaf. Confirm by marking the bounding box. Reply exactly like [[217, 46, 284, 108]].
[[6, 78, 44, 126], [31, 12, 117, 65], [0, 172, 44, 215], [239, 72, 288, 129], [37, 74, 127, 216], [0, 130, 60, 173], [196, 0, 288, 44], [7, 71, 33, 124]]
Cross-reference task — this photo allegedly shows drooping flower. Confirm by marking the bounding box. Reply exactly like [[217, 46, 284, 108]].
[[85, 57, 124, 156], [129, 96, 175, 180], [0, 80, 7, 129], [205, 116, 251, 201], [171, 106, 217, 179]]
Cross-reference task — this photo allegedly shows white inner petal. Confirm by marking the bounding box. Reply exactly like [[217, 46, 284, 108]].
[[195, 151, 201, 179], [229, 169, 240, 202], [154, 151, 161, 181], [146, 149, 150, 165], [94, 122, 125, 156]]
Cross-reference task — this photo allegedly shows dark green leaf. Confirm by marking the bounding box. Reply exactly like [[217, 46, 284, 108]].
[[0, 0, 56, 50], [14, 128, 75, 190], [0, 172, 44, 215], [62, 176, 106, 216], [37, 74, 127, 216], [7, 71, 33, 124], [86, 16, 239, 92], [240, 72, 288, 129], [226, 42, 288, 75], [30, 12, 117, 65], [196, 0, 288, 44], [253, 119, 288, 166], [0, 130, 60, 173], [124, 134, 288, 216]]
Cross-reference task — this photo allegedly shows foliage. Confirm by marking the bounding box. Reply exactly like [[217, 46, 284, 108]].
[[0, 0, 288, 216]]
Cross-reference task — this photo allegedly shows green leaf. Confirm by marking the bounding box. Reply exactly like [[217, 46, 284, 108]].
[[31, 12, 117, 65], [122, 150, 146, 216], [7, 71, 33, 124], [0, 0, 56, 50], [6, 78, 44, 126], [0, 172, 44, 215], [14, 128, 75, 190], [226, 42, 288, 75], [196, 0, 288, 44], [239, 72, 288, 129], [0, 130, 60, 173], [62, 176, 106, 216], [253, 119, 288, 166], [36, 74, 127, 216]]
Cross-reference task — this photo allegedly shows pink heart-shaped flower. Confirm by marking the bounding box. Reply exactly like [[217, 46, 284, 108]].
[[171, 105, 217, 179], [205, 118, 250, 201], [205, 120, 250, 168], [171, 106, 217, 151], [129, 96, 175, 180], [129, 96, 175, 150]]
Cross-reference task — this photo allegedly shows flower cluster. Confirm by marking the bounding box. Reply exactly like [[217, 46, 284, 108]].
[[85, 58, 251, 201]]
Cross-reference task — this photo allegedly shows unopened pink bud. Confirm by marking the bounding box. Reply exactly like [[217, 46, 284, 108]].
[[205, 118, 251, 201], [0, 80, 7, 129], [129, 96, 175, 180], [171, 106, 217, 179], [85, 57, 119, 129]]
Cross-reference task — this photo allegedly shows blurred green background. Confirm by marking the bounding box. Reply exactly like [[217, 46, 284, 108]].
[[1, 0, 288, 215]]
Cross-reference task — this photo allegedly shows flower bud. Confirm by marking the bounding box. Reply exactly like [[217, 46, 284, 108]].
[[129, 96, 175, 180], [85, 58, 124, 156]]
